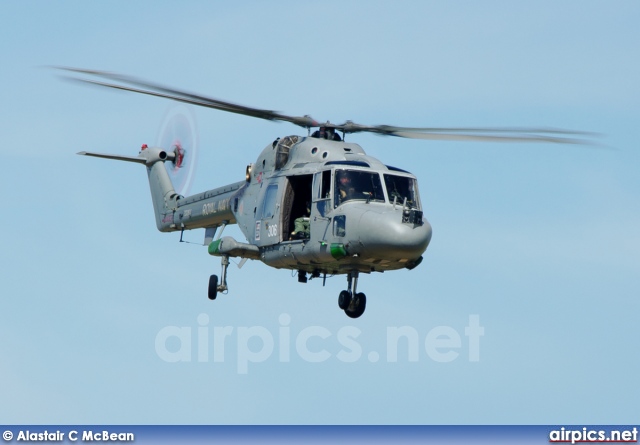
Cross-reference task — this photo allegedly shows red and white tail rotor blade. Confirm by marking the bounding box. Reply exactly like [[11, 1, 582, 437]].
[[156, 105, 198, 196]]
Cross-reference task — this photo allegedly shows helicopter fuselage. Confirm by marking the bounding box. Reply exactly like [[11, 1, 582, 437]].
[[154, 135, 432, 276]]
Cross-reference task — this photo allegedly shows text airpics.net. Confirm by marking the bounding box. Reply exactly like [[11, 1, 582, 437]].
[[549, 427, 638, 444], [155, 314, 485, 374]]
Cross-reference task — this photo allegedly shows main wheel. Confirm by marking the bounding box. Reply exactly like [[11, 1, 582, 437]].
[[345, 292, 366, 318], [338, 290, 351, 310], [208, 275, 219, 300]]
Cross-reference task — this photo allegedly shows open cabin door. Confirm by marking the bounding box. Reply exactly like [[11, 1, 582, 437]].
[[281, 174, 313, 241]]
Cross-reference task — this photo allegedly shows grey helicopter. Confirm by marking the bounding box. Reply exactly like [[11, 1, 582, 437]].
[[59, 68, 594, 318]]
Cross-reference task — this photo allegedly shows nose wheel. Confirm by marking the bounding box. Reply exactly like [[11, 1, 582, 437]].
[[338, 271, 367, 318]]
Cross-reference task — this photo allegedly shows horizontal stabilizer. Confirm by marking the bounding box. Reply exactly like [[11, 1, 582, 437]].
[[78, 151, 146, 164]]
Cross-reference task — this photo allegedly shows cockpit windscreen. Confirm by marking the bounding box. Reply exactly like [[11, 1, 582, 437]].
[[384, 174, 420, 209], [335, 170, 385, 207]]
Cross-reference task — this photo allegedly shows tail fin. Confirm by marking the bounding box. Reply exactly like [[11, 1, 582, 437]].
[[146, 160, 180, 232], [79, 147, 179, 232]]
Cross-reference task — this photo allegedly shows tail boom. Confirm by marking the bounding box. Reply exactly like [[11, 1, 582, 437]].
[[79, 148, 244, 232]]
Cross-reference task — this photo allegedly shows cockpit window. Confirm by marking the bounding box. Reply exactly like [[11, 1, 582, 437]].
[[334, 169, 385, 207], [384, 174, 420, 209]]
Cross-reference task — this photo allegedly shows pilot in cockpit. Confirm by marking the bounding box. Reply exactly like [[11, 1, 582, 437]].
[[337, 171, 356, 204]]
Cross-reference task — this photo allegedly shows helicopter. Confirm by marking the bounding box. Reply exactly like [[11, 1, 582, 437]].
[[59, 68, 594, 318]]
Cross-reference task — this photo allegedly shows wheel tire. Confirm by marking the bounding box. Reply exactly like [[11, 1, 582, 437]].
[[345, 292, 366, 318], [208, 275, 219, 300], [338, 290, 351, 310]]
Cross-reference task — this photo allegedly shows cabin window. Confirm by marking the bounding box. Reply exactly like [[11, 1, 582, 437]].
[[262, 184, 278, 219], [314, 170, 331, 200], [321, 170, 331, 199], [313, 170, 333, 217]]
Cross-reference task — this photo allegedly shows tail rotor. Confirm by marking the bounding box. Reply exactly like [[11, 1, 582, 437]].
[[157, 104, 198, 196]]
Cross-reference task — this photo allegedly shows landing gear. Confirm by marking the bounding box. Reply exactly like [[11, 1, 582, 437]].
[[338, 290, 351, 310], [346, 292, 366, 319], [208, 255, 229, 300], [337, 271, 367, 318], [208, 275, 218, 300]]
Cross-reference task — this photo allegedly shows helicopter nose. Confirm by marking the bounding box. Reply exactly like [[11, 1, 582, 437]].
[[357, 210, 432, 260]]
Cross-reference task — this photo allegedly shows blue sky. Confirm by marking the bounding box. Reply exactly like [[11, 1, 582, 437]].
[[1, 1, 638, 424]]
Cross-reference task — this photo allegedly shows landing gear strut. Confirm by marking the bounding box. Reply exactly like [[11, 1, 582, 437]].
[[338, 270, 366, 318], [208, 254, 229, 300]]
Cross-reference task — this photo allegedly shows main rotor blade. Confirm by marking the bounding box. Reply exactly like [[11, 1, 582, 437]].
[[333, 122, 599, 145], [382, 131, 591, 144], [56, 67, 320, 129], [57, 67, 600, 146]]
